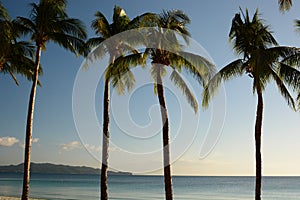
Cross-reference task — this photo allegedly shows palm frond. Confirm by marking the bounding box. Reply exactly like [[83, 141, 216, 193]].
[[295, 19, 300, 32], [111, 70, 125, 95], [111, 70, 136, 95], [159, 9, 191, 44], [106, 53, 143, 80], [8, 69, 19, 86], [171, 51, 216, 84], [278, 0, 293, 12], [271, 68, 296, 110], [49, 32, 86, 56], [142, 48, 151, 67], [0, 38, 37, 84], [106, 53, 142, 94], [86, 37, 106, 59], [0, 2, 10, 20], [280, 49, 300, 68], [86, 37, 105, 49], [202, 59, 244, 108], [13, 41, 35, 58], [117, 29, 147, 50], [56, 18, 87, 40], [277, 62, 300, 93], [268, 46, 299, 61], [170, 69, 198, 113], [153, 82, 158, 95], [14, 17, 36, 36], [116, 43, 142, 55], [91, 11, 111, 38], [297, 93, 300, 110], [129, 12, 158, 28]]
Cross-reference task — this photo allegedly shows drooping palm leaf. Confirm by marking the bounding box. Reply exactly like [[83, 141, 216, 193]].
[[0, 2, 9, 20], [0, 4, 37, 85], [106, 53, 143, 94], [271, 68, 296, 109], [278, 0, 293, 12], [277, 62, 300, 93], [170, 51, 215, 84], [202, 59, 244, 107], [170, 69, 198, 113]]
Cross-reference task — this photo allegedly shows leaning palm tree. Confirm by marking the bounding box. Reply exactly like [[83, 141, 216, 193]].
[[15, 0, 87, 199], [203, 8, 300, 200], [139, 10, 215, 200], [278, 0, 293, 12], [86, 6, 155, 200], [0, 2, 36, 85]]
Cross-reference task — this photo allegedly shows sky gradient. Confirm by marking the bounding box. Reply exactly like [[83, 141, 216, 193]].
[[0, 0, 299, 176]]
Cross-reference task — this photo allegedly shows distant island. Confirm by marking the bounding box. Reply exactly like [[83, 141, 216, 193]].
[[0, 163, 132, 176]]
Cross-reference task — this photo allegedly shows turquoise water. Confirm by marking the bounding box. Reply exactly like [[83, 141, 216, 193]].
[[0, 173, 300, 199]]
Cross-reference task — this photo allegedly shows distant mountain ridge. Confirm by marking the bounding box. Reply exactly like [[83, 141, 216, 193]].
[[0, 163, 132, 175]]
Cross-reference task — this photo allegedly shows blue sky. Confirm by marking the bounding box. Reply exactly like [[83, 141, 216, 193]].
[[0, 0, 300, 175]]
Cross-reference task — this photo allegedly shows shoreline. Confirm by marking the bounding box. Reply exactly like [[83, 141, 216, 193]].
[[0, 196, 44, 200]]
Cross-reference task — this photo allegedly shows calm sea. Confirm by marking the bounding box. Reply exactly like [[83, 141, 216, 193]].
[[0, 173, 299, 199]]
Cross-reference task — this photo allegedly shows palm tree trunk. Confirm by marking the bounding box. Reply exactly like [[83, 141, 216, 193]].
[[101, 78, 110, 200], [21, 45, 42, 200], [255, 89, 263, 200], [156, 67, 173, 200]]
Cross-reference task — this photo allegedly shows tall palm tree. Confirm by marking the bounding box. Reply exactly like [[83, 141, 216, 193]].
[[203, 8, 300, 200], [86, 6, 155, 200], [15, 1, 87, 199], [278, 0, 293, 12], [0, 2, 36, 85], [140, 10, 215, 200]]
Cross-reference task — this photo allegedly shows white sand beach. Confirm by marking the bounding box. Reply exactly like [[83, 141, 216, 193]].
[[0, 197, 20, 200], [0, 197, 43, 200]]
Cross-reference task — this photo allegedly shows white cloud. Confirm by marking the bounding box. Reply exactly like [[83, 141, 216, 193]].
[[0, 136, 19, 147], [60, 141, 82, 151], [18, 138, 40, 149], [32, 138, 39, 143], [84, 144, 101, 152], [60, 141, 114, 154]]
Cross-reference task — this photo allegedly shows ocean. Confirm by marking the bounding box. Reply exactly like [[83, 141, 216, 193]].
[[0, 173, 299, 199]]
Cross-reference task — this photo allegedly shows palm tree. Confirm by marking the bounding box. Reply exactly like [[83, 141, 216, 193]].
[[292, 20, 300, 108], [140, 10, 215, 200], [86, 6, 155, 200], [203, 8, 300, 200], [15, 1, 87, 199], [278, 0, 293, 12], [0, 2, 36, 85]]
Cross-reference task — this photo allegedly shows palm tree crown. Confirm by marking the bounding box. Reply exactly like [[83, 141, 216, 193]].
[[16, 0, 87, 54], [0, 2, 36, 85], [146, 10, 215, 112], [86, 6, 156, 93], [204, 8, 300, 108]]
